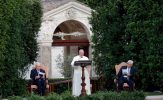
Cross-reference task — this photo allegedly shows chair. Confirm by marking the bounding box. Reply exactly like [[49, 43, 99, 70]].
[[114, 62, 129, 91], [30, 65, 50, 94]]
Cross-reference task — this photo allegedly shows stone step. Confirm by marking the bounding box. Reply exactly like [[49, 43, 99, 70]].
[[146, 95, 163, 100]]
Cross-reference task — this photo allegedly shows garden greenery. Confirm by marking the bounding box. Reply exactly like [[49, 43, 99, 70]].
[[80, 0, 163, 91], [7, 91, 145, 100], [0, 0, 42, 97]]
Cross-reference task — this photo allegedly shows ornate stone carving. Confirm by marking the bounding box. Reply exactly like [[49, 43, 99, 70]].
[[65, 8, 76, 19]]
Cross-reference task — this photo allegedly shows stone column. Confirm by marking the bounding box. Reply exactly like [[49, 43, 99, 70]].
[[37, 34, 53, 78]]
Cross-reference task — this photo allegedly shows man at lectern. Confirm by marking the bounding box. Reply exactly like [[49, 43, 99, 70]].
[[71, 49, 91, 96]]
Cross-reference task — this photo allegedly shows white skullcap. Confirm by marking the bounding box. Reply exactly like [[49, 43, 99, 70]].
[[127, 60, 133, 64]]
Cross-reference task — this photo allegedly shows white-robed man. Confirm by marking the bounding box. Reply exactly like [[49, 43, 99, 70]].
[[71, 49, 91, 96]]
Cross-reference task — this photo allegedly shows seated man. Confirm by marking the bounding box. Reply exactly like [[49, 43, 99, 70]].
[[30, 63, 46, 96], [117, 60, 136, 91]]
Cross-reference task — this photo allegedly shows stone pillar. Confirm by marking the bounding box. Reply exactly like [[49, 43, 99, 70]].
[[37, 34, 53, 78]]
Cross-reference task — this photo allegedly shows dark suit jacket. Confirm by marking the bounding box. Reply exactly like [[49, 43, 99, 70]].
[[117, 66, 136, 81], [30, 69, 46, 84]]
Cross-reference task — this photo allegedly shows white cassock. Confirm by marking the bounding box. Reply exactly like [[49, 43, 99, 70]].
[[71, 55, 91, 96]]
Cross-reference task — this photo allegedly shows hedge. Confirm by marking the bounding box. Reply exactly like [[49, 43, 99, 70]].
[[4, 91, 145, 100]]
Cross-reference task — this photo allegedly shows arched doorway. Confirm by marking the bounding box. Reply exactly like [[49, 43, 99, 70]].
[[51, 20, 90, 78]]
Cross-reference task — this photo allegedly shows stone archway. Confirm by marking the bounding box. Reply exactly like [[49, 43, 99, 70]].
[[51, 20, 90, 78], [36, 1, 94, 78], [53, 20, 90, 54]]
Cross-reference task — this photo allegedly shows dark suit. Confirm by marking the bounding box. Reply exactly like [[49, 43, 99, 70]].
[[30, 69, 46, 95], [117, 66, 136, 91]]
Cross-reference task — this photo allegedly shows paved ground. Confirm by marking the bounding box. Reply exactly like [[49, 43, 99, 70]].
[[145, 95, 163, 100]]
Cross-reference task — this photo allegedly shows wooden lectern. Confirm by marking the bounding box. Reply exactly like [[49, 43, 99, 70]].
[[74, 60, 92, 96]]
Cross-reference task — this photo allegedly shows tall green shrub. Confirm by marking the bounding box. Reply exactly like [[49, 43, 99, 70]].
[[0, 0, 42, 97], [80, 0, 163, 90]]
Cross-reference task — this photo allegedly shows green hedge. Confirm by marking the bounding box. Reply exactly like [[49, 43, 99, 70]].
[[46, 93, 60, 100], [80, 91, 145, 100], [8, 96, 23, 100], [4, 91, 145, 100]]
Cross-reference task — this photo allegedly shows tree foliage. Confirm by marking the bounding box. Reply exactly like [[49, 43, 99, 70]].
[[0, 0, 42, 97], [80, 0, 163, 90], [78, 0, 109, 9], [56, 55, 73, 78]]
